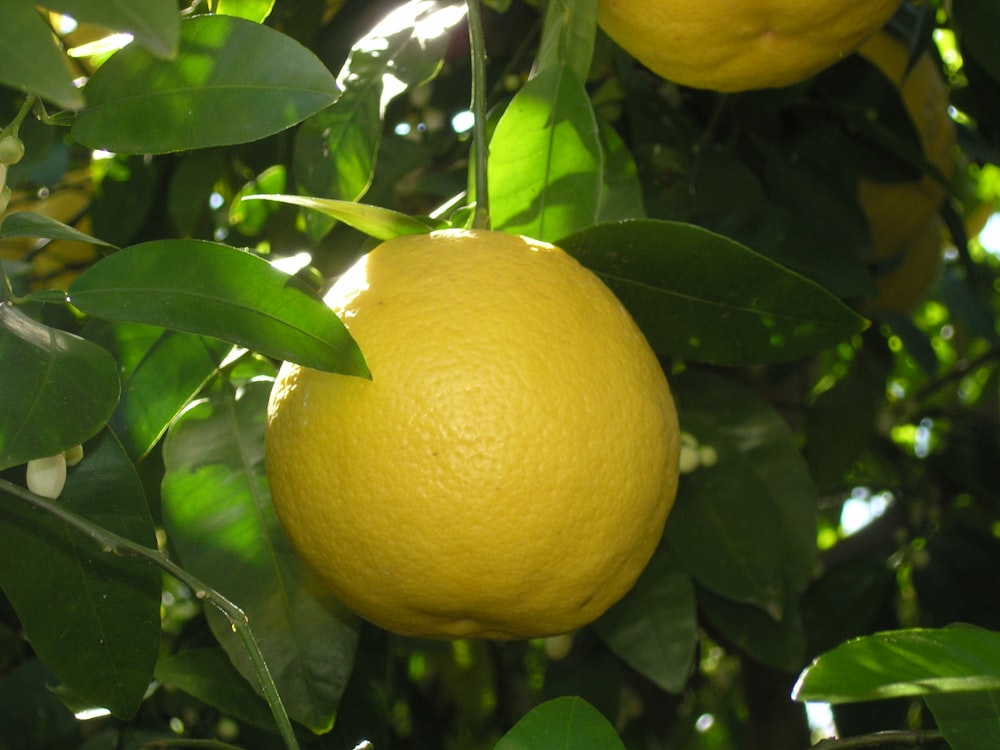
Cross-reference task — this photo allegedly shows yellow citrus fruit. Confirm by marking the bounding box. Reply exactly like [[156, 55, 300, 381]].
[[596, 0, 901, 92], [265, 228, 680, 640], [855, 31, 955, 312], [874, 216, 945, 314]]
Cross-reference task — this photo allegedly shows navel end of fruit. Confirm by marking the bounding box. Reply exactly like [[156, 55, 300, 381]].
[[26, 453, 68, 499]]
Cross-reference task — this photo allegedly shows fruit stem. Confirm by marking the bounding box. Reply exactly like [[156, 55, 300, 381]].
[[0, 477, 303, 750], [467, 0, 491, 230], [1, 95, 35, 140]]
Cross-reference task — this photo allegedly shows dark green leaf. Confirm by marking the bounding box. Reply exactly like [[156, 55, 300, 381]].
[[154, 647, 278, 732], [72, 15, 338, 154], [699, 584, 807, 672], [560, 219, 869, 364], [229, 166, 287, 236], [243, 194, 434, 240], [84, 320, 232, 461], [0, 659, 79, 749], [494, 696, 625, 750], [0, 430, 161, 719], [0, 211, 117, 248], [161, 380, 359, 733], [43, 0, 180, 58], [0, 2, 82, 109], [594, 545, 696, 693], [292, 1, 465, 237], [66, 239, 369, 378], [925, 690, 1000, 750], [954, 0, 1000, 88], [666, 372, 818, 616], [489, 63, 602, 242], [793, 623, 1000, 703], [0, 303, 120, 470], [535, 0, 597, 83]]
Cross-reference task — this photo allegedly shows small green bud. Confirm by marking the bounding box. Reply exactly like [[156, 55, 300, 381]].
[[0, 135, 25, 165], [0, 184, 11, 214]]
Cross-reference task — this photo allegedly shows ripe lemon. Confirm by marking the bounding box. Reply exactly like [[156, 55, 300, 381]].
[[856, 31, 955, 312], [596, 0, 901, 92], [265, 228, 680, 640]]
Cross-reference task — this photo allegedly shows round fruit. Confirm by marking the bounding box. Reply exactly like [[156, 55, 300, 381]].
[[265, 228, 680, 640], [596, 0, 901, 92], [874, 216, 945, 314], [855, 31, 955, 312]]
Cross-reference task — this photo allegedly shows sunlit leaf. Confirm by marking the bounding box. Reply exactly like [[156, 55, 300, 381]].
[[494, 696, 624, 750], [66, 239, 369, 377], [293, 0, 466, 238], [243, 194, 434, 240], [0, 211, 117, 249], [161, 379, 359, 733], [560, 219, 868, 364], [0, 3, 82, 109], [0, 430, 161, 719], [594, 545, 696, 693], [666, 372, 818, 616], [72, 15, 338, 153], [212, 0, 276, 23], [793, 623, 1000, 703], [83, 320, 232, 461], [535, 0, 597, 84], [0, 304, 120, 471], [489, 63, 602, 242], [44, 0, 180, 58]]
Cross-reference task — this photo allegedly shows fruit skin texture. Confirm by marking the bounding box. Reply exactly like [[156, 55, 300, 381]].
[[856, 31, 956, 312], [265, 229, 680, 640], [596, 0, 901, 92]]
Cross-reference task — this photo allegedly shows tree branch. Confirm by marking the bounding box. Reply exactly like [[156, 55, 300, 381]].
[[811, 729, 945, 750]]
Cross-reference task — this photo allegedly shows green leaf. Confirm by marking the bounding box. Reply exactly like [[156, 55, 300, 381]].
[[559, 219, 869, 364], [43, 0, 180, 58], [489, 63, 602, 242], [494, 696, 625, 750], [698, 584, 807, 672], [213, 0, 276, 23], [596, 118, 645, 223], [229, 166, 287, 236], [66, 239, 369, 378], [955, 0, 1000, 87], [594, 545, 696, 694], [535, 0, 597, 84], [243, 194, 434, 240], [160, 380, 359, 733], [292, 0, 465, 238], [925, 690, 1000, 750], [0, 659, 79, 748], [793, 624, 1000, 703], [72, 15, 338, 154], [155, 647, 278, 732], [665, 372, 818, 616], [83, 320, 232, 461], [0, 304, 120, 471], [0, 430, 161, 719], [0, 2, 82, 109], [0, 211, 117, 249]]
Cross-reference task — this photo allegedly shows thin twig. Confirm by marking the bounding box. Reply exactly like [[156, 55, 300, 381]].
[[467, 0, 491, 230], [0, 478, 301, 750]]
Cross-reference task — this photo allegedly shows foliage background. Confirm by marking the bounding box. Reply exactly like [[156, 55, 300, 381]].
[[2, 0, 1000, 749]]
